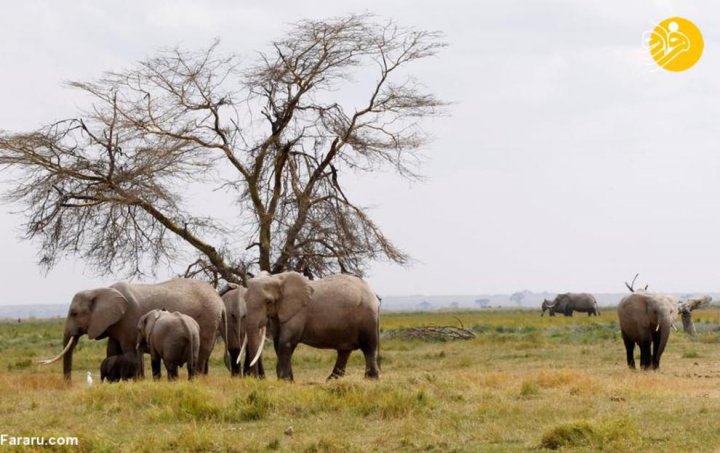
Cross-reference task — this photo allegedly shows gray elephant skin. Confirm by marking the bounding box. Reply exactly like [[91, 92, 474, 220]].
[[617, 292, 710, 370], [219, 284, 265, 377], [244, 271, 381, 381], [100, 351, 138, 382], [542, 293, 599, 317], [137, 309, 201, 380], [40, 278, 227, 381]]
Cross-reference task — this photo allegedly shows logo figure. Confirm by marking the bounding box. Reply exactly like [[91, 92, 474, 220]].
[[643, 17, 703, 72]]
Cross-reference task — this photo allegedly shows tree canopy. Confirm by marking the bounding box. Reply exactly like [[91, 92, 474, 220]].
[[0, 14, 446, 285]]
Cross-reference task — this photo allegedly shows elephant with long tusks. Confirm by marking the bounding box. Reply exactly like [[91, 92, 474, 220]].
[[243, 271, 381, 381], [39, 278, 227, 381], [218, 283, 267, 377]]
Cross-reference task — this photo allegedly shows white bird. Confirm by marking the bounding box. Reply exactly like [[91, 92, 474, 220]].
[[86, 371, 93, 387]]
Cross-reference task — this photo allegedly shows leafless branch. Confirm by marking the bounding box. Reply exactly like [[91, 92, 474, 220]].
[[0, 14, 446, 282]]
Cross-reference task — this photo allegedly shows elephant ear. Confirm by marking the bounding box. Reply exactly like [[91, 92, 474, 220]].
[[87, 288, 128, 339], [138, 310, 161, 343], [277, 272, 313, 323]]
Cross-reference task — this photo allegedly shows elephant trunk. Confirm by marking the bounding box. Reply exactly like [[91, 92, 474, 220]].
[[38, 330, 77, 381], [541, 300, 555, 317], [238, 333, 248, 366], [226, 349, 238, 375], [225, 318, 245, 377], [221, 309, 229, 375], [681, 311, 696, 336], [62, 332, 77, 381], [654, 323, 672, 369], [136, 347, 145, 379], [232, 333, 248, 377]]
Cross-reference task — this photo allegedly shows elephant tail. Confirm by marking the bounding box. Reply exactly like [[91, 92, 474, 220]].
[[221, 308, 230, 372], [376, 312, 382, 371]]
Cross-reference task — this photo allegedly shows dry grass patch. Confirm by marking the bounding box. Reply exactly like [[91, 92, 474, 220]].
[[3, 309, 720, 451]]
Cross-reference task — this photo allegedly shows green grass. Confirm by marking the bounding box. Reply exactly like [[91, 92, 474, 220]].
[[2, 309, 720, 451]]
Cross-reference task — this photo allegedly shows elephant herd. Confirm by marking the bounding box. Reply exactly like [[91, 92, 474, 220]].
[[40, 272, 381, 382], [541, 291, 712, 370], [40, 271, 712, 383]]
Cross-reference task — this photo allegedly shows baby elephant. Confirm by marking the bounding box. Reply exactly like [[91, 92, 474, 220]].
[[100, 351, 138, 382], [136, 309, 201, 381]]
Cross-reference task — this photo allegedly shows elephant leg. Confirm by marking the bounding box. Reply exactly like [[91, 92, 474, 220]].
[[651, 329, 662, 370], [196, 339, 212, 375], [360, 333, 380, 379], [362, 347, 380, 379], [639, 340, 652, 370], [328, 350, 352, 380], [622, 333, 636, 369], [151, 355, 162, 380], [106, 338, 122, 357], [228, 348, 241, 377], [242, 351, 265, 379], [275, 341, 297, 381], [166, 362, 179, 381]]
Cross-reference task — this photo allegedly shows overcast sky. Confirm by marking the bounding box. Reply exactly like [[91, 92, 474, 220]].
[[1, 0, 719, 304]]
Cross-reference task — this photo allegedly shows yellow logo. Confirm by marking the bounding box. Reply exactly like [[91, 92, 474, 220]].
[[645, 17, 703, 72]]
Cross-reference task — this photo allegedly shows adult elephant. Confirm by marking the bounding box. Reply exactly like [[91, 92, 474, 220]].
[[244, 271, 381, 381], [617, 292, 710, 370], [39, 278, 227, 381], [541, 297, 570, 317], [218, 283, 265, 377], [542, 293, 599, 316]]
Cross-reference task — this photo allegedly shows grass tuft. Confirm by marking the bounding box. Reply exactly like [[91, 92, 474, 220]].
[[519, 381, 540, 398], [237, 388, 272, 421], [541, 421, 597, 449], [540, 418, 639, 450]]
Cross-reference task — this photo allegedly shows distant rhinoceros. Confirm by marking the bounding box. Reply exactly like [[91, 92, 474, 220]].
[[541, 293, 599, 317]]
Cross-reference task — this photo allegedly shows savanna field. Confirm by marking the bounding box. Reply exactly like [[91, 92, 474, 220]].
[[3, 309, 720, 452]]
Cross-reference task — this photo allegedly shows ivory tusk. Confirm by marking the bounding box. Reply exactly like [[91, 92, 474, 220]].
[[249, 327, 266, 368], [38, 337, 76, 365], [237, 333, 248, 365]]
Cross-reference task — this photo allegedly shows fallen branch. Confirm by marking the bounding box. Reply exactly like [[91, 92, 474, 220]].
[[383, 326, 476, 341]]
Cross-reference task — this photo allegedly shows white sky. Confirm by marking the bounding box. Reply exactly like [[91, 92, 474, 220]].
[[1, 0, 719, 304]]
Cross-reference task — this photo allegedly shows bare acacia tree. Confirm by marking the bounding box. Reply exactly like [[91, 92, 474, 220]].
[[0, 15, 446, 285]]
